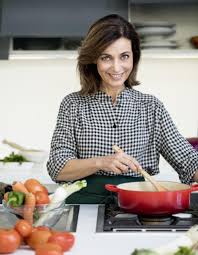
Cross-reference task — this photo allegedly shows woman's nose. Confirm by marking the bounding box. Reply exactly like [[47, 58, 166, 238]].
[[112, 59, 121, 72]]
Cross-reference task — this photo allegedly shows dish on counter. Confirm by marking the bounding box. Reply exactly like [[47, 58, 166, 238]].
[[19, 150, 48, 163], [2, 199, 67, 227], [0, 162, 34, 170]]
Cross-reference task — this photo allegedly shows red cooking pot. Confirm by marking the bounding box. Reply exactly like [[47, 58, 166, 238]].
[[105, 181, 198, 216]]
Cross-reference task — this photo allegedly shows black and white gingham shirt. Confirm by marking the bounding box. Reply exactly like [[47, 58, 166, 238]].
[[47, 88, 198, 184]]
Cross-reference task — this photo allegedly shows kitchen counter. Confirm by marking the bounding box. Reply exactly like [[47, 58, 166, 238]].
[[0, 164, 184, 254], [4, 205, 184, 255]]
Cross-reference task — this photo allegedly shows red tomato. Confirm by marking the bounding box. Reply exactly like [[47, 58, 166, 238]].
[[33, 226, 51, 232], [35, 243, 63, 255], [35, 191, 50, 205], [41, 185, 49, 194], [26, 230, 52, 249], [24, 179, 48, 194], [48, 232, 75, 252], [0, 228, 21, 253], [15, 219, 32, 237]]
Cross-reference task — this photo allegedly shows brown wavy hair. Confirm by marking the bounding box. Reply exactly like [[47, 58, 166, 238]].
[[77, 14, 141, 95]]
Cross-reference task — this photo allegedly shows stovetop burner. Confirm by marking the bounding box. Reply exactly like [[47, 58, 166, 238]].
[[137, 215, 177, 225], [96, 199, 198, 232]]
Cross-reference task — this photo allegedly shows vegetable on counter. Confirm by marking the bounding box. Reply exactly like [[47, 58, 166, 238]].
[[3, 178, 87, 227], [7, 191, 25, 207], [0, 152, 28, 164], [131, 225, 198, 255], [12, 181, 29, 194], [132, 249, 158, 255], [24, 178, 48, 194], [0, 228, 21, 254], [23, 192, 36, 225], [174, 246, 196, 255], [0, 219, 75, 254], [34, 180, 87, 226]]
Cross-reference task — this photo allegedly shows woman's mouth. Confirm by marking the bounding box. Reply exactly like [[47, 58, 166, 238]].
[[109, 73, 124, 80]]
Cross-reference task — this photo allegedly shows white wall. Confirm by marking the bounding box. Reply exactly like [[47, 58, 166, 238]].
[[0, 56, 197, 182], [0, 59, 80, 152]]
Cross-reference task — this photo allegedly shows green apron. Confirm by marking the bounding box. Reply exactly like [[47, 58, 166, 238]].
[[66, 175, 144, 204]]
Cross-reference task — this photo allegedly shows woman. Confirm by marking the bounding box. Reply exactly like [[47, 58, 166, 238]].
[[47, 14, 198, 204]]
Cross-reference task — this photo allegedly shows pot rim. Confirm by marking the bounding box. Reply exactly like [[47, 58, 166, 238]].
[[116, 181, 193, 193]]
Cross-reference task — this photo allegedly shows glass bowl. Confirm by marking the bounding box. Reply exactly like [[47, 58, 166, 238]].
[[2, 200, 68, 227]]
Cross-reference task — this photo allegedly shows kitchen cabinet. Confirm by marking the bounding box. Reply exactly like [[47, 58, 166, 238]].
[[0, 0, 128, 59], [0, 37, 9, 59], [129, 0, 198, 58], [0, 0, 127, 37]]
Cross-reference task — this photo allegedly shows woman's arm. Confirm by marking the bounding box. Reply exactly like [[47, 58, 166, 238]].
[[56, 152, 142, 181], [56, 158, 99, 181], [193, 170, 198, 182], [158, 101, 198, 184]]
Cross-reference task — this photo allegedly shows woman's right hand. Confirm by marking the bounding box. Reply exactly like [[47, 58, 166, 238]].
[[96, 151, 142, 174]]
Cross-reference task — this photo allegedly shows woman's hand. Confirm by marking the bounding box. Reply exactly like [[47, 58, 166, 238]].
[[96, 152, 142, 174]]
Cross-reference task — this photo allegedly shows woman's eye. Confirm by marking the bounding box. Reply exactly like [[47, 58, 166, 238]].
[[101, 56, 111, 61], [121, 54, 129, 60]]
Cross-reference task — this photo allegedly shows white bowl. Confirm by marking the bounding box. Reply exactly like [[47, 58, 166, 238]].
[[20, 150, 48, 163], [0, 162, 34, 170]]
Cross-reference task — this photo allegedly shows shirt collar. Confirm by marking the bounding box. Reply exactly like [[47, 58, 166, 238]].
[[93, 87, 132, 103]]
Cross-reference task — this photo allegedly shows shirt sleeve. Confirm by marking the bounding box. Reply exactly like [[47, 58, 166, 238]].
[[158, 102, 198, 184], [47, 96, 78, 182]]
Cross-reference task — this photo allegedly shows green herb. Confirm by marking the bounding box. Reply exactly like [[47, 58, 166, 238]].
[[131, 249, 158, 255], [174, 246, 195, 255], [0, 152, 28, 164]]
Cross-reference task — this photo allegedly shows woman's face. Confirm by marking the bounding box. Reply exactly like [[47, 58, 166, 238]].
[[96, 37, 133, 90]]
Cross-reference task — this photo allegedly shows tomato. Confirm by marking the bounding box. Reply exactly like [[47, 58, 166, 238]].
[[24, 179, 48, 194], [15, 219, 32, 237], [35, 243, 63, 255], [0, 228, 21, 253], [33, 226, 51, 232], [48, 232, 75, 252], [26, 230, 52, 249], [41, 185, 49, 194], [35, 191, 50, 205]]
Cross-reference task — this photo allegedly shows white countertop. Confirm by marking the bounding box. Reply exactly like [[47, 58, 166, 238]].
[[13, 205, 183, 255]]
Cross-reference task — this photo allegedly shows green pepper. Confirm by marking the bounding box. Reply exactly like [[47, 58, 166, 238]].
[[7, 191, 25, 207]]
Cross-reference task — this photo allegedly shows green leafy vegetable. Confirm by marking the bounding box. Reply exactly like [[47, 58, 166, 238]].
[[174, 246, 195, 255], [0, 152, 28, 164], [7, 191, 25, 207], [131, 249, 159, 255]]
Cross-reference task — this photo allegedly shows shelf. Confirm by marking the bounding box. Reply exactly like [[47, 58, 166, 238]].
[[7, 49, 198, 60], [142, 49, 198, 59], [8, 50, 78, 60]]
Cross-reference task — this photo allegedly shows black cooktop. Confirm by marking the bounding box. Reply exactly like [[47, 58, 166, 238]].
[[96, 193, 198, 232]]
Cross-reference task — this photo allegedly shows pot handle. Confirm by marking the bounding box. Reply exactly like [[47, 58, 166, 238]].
[[190, 184, 198, 192], [105, 184, 119, 193]]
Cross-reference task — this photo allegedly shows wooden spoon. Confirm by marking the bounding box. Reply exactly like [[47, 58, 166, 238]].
[[112, 145, 168, 192]]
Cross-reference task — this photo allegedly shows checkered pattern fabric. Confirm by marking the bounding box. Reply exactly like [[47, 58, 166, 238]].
[[47, 88, 198, 184]]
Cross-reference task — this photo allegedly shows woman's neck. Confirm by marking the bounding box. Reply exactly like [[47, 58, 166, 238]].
[[101, 85, 125, 105]]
